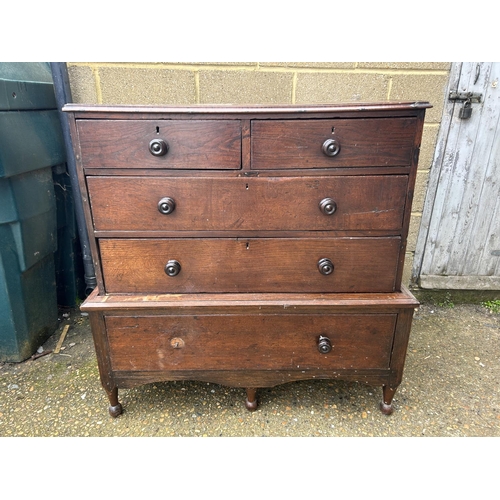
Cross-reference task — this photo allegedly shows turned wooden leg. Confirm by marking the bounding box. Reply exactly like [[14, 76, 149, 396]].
[[106, 387, 123, 418], [245, 388, 258, 411], [380, 385, 397, 415]]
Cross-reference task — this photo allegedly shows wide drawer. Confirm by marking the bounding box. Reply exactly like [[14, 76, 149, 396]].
[[76, 119, 242, 170], [88, 175, 408, 232], [105, 313, 397, 372], [99, 237, 401, 293], [251, 117, 417, 169]]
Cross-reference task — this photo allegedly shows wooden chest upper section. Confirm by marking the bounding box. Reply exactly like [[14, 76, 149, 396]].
[[64, 102, 429, 295]]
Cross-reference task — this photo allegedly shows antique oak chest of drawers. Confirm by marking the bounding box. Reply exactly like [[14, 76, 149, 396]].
[[64, 101, 430, 417]]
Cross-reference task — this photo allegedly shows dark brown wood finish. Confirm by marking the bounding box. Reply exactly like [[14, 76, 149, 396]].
[[251, 117, 418, 169], [65, 102, 429, 416], [84, 166, 412, 178], [105, 313, 396, 371], [112, 369, 394, 391], [66, 109, 106, 293], [63, 101, 432, 119], [98, 237, 401, 293], [81, 286, 419, 312], [88, 312, 122, 417], [394, 108, 427, 289], [77, 119, 242, 170], [87, 175, 408, 232]]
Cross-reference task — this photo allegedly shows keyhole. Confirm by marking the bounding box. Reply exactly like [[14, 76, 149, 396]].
[[331, 126, 335, 134], [156, 126, 160, 134], [246, 183, 249, 190], [246, 242, 249, 250]]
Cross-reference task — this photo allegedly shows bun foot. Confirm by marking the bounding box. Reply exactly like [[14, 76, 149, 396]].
[[245, 388, 258, 411], [245, 398, 258, 411], [106, 387, 122, 417], [379, 401, 393, 415], [380, 385, 396, 415], [109, 403, 123, 418]]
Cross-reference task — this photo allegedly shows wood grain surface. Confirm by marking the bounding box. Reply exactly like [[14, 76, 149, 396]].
[[251, 117, 417, 169], [99, 237, 401, 293], [106, 313, 397, 371], [87, 175, 408, 232], [77, 119, 242, 169]]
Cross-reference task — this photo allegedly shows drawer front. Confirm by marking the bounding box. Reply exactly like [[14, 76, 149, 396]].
[[88, 175, 408, 232], [106, 313, 397, 371], [77, 119, 242, 170], [99, 237, 401, 293], [251, 117, 417, 169]]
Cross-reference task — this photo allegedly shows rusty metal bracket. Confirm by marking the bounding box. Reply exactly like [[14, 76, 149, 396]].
[[449, 91, 482, 103]]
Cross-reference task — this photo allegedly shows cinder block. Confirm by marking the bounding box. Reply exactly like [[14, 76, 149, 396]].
[[67, 65, 98, 104], [186, 62, 257, 67], [389, 73, 449, 122], [413, 170, 430, 213], [402, 252, 415, 288], [98, 67, 196, 105], [407, 213, 422, 252], [296, 72, 389, 103], [358, 62, 451, 70], [199, 70, 293, 104], [419, 125, 440, 169], [260, 62, 356, 69]]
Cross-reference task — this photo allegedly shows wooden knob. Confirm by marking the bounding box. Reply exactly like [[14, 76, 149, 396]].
[[322, 138, 341, 157], [165, 260, 181, 277], [318, 335, 332, 354], [149, 138, 169, 156], [158, 197, 176, 215], [318, 258, 334, 275], [319, 198, 337, 215]]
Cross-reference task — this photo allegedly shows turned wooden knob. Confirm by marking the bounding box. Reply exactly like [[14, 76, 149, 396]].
[[317, 258, 334, 275], [158, 197, 176, 215], [322, 138, 341, 157], [165, 260, 181, 277], [149, 138, 169, 156], [319, 197, 337, 215], [317, 335, 332, 354]]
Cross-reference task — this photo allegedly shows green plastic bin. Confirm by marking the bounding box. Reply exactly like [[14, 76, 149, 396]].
[[0, 63, 69, 361]]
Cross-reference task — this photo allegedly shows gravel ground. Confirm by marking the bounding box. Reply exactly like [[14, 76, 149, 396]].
[[1, 303, 499, 438]]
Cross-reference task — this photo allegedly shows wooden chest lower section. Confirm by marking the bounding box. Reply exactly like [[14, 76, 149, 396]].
[[82, 288, 417, 413]]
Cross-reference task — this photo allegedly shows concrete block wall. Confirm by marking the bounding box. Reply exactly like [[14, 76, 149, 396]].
[[67, 62, 451, 287]]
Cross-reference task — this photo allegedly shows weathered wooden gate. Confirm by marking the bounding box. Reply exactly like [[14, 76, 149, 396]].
[[413, 62, 500, 290]]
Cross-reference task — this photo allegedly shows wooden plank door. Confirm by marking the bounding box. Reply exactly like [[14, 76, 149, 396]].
[[413, 62, 500, 290]]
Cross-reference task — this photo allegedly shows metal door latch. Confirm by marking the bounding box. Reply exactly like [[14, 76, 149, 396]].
[[449, 91, 482, 119]]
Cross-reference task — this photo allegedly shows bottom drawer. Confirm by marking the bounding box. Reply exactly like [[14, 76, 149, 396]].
[[105, 313, 397, 372]]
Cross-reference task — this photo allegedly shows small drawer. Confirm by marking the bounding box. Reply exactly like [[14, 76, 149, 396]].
[[87, 175, 408, 232], [77, 119, 242, 170], [99, 237, 401, 293], [106, 313, 397, 372], [251, 117, 417, 169]]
